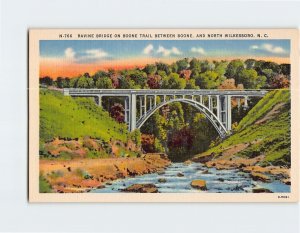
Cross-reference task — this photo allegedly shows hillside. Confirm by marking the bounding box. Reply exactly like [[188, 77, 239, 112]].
[[39, 89, 141, 159], [193, 89, 291, 166]]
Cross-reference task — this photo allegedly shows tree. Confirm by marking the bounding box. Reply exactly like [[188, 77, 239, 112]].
[[143, 64, 157, 75], [95, 77, 113, 89], [270, 74, 290, 89], [162, 73, 186, 89], [40, 76, 53, 86], [214, 61, 228, 77], [156, 62, 170, 74], [176, 58, 190, 72], [127, 69, 147, 88], [279, 64, 290, 76], [245, 59, 256, 69], [185, 79, 199, 89], [195, 71, 223, 89], [189, 58, 201, 71], [118, 76, 136, 89], [225, 59, 245, 79], [69, 77, 78, 88], [76, 76, 94, 88], [56, 77, 64, 88], [147, 74, 162, 89], [110, 103, 125, 123], [238, 69, 266, 89]]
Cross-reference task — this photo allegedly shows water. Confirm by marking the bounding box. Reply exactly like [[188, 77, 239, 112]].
[[91, 162, 290, 193]]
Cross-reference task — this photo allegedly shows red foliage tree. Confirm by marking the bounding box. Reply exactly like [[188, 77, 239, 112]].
[[270, 74, 290, 89], [167, 127, 194, 150], [110, 103, 125, 123], [147, 74, 162, 89]]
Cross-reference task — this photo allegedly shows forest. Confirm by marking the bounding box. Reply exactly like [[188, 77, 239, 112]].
[[40, 58, 290, 161]]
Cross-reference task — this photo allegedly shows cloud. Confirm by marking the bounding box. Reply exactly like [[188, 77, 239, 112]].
[[83, 49, 108, 59], [250, 43, 286, 54], [64, 47, 76, 59], [143, 44, 154, 55], [191, 47, 206, 55], [156, 46, 182, 56], [64, 48, 109, 63]]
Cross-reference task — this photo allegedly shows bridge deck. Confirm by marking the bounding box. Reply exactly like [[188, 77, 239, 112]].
[[64, 88, 268, 97]]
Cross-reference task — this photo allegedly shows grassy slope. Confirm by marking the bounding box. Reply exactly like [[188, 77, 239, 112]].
[[40, 89, 129, 143], [198, 90, 291, 166]]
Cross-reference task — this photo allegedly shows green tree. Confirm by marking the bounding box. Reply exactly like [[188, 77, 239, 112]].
[[69, 77, 78, 88], [189, 58, 201, 71], [162, 73, 186, 89], [76, 76, 94, 88], [238, 69, 266, 89], [195, 71, 224, 89], [176, 58, 190, 72], [185, 79, 199, 89], [156, 62, 171, 74], [225, 59, 245, 79], [143, 64, 157, 75], [95, 77, 113, 89]]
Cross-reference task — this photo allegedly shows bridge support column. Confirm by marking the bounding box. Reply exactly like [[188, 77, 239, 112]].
[[208, 95, 212, 111], [96, 95, 102, 107], [130, 94, 136, 131], [243, 96, 249, 109], [216, 95, 221, 120], [154, 95, 157, 106], [144, 95, 147, 115], [226, 95, 232, 131], [237, 98, 241, 109], [124, 97, 130, 126]]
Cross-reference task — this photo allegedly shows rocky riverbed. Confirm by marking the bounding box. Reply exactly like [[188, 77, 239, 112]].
[[91, 162, 290, 193]]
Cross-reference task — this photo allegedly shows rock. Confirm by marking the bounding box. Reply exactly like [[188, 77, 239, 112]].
[[184, 160, 192, 165], [97, 185, 105, 189], [281, 178, 291, 185], [122, 184, 158, 193], [252, 188, 273, 193], [218, 178, 225, 182], [202, 169, 212, 174], [177, 172, 184, 177], [250, 172, 271, 183], [192, 153, 214, 163], [190, 180, 207, 190], [106, 182, 112, 185], [158, 178, 167, 183], [157, 170, 165, 175], [67, 167, 71, 172]]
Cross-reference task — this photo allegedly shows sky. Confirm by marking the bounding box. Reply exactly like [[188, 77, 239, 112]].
[[40, 39, 290, 78]]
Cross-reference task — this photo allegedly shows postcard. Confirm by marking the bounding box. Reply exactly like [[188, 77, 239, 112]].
[[29, 29, 299, 202]]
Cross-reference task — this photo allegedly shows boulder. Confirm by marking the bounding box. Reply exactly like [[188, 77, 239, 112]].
[[281, 178, 291, 185], [177, 172, 184, 177], [184, 160, 192, 165], [157, 170, 165, 175], [190, 180, 207, 190], [250, 172, 271, 183], [202, 169, 212, 174], [122, 183, 158, 193], [252, 188, 273, 193], [158, 178, 167, 183]]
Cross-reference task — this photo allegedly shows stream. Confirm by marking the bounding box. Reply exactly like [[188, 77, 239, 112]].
[[92, 162, 290, 193]]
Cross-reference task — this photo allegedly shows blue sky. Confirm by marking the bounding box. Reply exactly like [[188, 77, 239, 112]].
[[40, 39, 290, 77], [40, 39, 290, 61]]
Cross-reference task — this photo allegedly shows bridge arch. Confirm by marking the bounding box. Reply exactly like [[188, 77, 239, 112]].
[[136, 98, 228, 138]]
